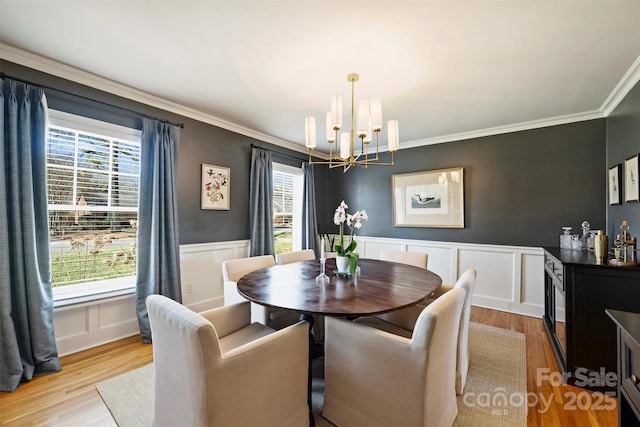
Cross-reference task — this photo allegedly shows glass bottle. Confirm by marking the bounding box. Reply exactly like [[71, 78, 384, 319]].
[[579, 221, 590, 251], [560, 227, 572, 249]]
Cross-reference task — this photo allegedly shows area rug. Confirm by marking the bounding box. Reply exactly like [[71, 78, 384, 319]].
[[97, 322, 526, 426]]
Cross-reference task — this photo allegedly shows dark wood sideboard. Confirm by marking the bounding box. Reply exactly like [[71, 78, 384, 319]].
[[606, 309, 640, 426], [543, 247, 640, 393]]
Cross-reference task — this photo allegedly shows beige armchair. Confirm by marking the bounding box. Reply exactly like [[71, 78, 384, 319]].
[[276, 249, 323, 340], [377, 249, 429, 328], [375, 268, 477, 394], [276, 249, 316, 265], [323, 287, 466, 427], [146, 296, 310, 427], [379, 249, 428, 269], [222, 255, 299, 330]]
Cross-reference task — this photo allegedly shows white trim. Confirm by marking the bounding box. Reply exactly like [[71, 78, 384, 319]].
[[48, 109, 141, 141], [600, 55, 640, 116], [53, 276, 135, 307], [399, 110, 604, 149], [3, 43, 637, 156], [1, 43, 317, 157]]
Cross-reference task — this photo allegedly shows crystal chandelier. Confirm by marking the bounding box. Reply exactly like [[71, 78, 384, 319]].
[[304, 73, 399, 171]]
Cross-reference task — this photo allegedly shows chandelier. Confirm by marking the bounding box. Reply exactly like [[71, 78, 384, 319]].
[[304, 73, 399, 171]]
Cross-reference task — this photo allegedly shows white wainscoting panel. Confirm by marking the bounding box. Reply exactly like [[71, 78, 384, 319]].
[[53, 239, 249, 356], [53, 237, 543, 356], [355, 236, 544, 318], [53, 295, 138, 356]]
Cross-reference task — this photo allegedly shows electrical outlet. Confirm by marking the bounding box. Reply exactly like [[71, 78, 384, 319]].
[[187, 283, 193, 294]]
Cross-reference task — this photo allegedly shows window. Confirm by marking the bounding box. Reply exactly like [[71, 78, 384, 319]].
[[47, 110, 142, 303], [272, 163, 303, 255]]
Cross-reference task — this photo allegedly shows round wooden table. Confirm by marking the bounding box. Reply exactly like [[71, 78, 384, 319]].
[[237, 257, 442, 426], [237, 257, 442, 316]]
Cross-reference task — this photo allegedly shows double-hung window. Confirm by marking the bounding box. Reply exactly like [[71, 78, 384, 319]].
[[272, 163, 303, 254], [47, 110, 142, 303]]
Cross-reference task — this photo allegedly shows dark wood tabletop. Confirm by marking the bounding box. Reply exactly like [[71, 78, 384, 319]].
[[236, 258, 442, 316]]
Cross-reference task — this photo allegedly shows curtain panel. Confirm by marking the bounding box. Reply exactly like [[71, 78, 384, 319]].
[[302, 162, 319, 257], [0, 79, 61, 392], [135, 118, 182, 343], [249, 147, 274, 256]]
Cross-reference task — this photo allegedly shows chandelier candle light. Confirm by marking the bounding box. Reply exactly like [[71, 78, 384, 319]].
[[305, 73, 399, 171]]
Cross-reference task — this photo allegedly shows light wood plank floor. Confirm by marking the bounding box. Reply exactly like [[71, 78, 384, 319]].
[[0, 307, 617, 426]]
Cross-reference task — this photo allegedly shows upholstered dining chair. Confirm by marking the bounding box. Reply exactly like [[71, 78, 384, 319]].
[[146, 296, 310, 427], [376, 269, 477, 395], [275, 248, 324, 340], [376, 249, 429, 328], [276, 249, 316, 265], [379, 249, 428, 269], [222, 255, 300, 330], [323, 287, 466, 427]]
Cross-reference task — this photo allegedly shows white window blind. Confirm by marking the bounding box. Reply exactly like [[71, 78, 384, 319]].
[[273, 163, 302, 254], [47, 110, 141, 291]]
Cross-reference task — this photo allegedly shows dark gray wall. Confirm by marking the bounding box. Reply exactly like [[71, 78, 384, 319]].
[[607, 80, 640, 239], [1, 60, 327, 245], [323, 120, 607, 248], [3, 59, 615, 249]]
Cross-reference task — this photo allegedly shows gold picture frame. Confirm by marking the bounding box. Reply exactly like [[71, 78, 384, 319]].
[[392, 167, 464, 228]]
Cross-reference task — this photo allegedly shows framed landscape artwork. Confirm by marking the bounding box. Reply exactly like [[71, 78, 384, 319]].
[[201, 164, 230, 210], [392, 167, 464, 228], [624, 154, 639, 203], [609, 164, 622, 205]]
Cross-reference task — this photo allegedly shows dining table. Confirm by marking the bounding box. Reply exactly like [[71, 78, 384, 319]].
[[236, 257, 443, 426], [236, 257, 442, 316]]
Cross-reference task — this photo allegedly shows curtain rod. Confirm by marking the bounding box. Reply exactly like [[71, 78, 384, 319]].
[[1, 72, 185, 129], [250, 143, 310, 162]]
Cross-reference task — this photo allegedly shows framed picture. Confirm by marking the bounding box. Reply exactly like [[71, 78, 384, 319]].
[[392, 167, 464, 228], [609, 164, 622, 205], [624, 154, 639, 203], [201, 164, 230, 210]]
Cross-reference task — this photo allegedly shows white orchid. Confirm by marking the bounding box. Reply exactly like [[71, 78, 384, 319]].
[[333, 201, 368, 258]]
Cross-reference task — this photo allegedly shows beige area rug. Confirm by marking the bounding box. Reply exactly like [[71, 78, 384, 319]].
[[97, 322, 526, 426]]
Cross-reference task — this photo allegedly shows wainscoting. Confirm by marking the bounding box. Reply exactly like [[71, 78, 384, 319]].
[[354, 236, 544, 318], [53, 240, 250, 356], [52, 237, 543, 356]]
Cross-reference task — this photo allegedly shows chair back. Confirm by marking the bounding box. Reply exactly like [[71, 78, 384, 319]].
[[380, 250, 428, 269], [222, 254, 275, 282], [147, 295, 221, 426], [412, 287, 465, 426], [276, 249, 315, 265], [453, 268, 477, 393]]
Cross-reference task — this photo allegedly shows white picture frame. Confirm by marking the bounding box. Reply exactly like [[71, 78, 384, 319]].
[[624, 155, 639, 203]]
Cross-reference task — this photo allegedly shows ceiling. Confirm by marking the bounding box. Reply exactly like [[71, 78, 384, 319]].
[[1, 1, 639, 154]]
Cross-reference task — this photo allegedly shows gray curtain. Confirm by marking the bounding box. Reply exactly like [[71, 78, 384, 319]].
[[302, 162, 319, 257], [136, 118, 182, 343], [249, 147, 274, 256], [0, 79, 61, 392]]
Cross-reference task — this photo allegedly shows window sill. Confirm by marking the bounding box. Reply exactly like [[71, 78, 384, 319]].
[[53, 277, 135, 308]]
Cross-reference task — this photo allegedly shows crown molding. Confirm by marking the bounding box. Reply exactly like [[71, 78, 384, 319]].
[[2, 43, 637, 157], [600, 55, 640, 116], [400, 110, 605, 149], [0, 43, 324, 158]]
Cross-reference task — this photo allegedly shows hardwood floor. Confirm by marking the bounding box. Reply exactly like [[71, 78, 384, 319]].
[[0, 307, 617, 426]]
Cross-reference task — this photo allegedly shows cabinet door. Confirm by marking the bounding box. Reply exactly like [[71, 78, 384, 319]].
[[570, 266, 640, 381]]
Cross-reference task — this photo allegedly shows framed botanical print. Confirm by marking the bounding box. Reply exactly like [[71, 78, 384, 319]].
[[201, 164, 230, 210]]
